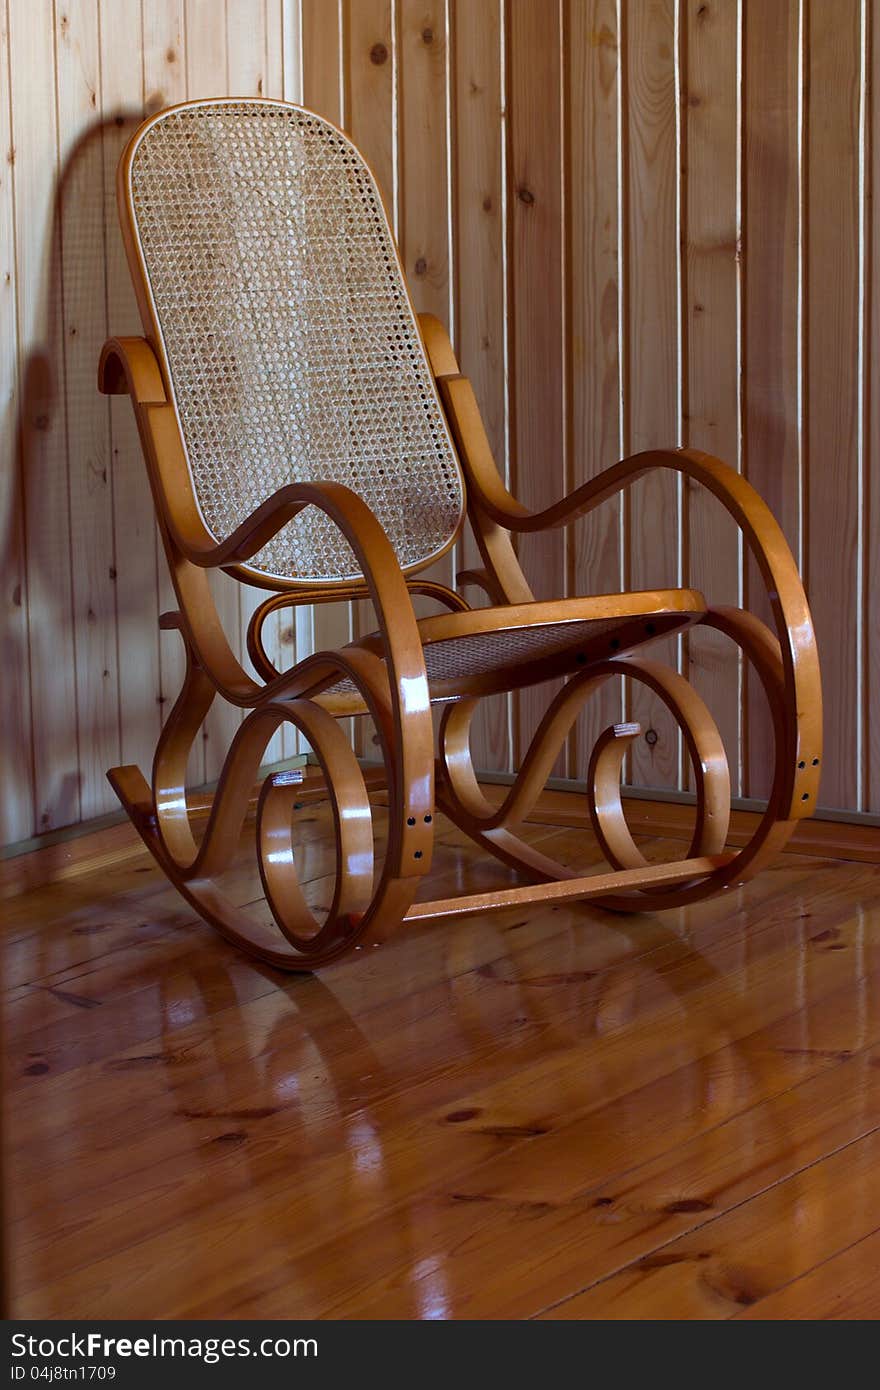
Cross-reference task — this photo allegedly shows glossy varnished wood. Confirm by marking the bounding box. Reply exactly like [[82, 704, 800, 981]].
[[99, 100, 822, 967], [5, 801, 880, 1320]]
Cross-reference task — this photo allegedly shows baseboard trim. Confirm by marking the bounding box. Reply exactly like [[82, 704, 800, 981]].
[[0, 755, 309, 864], [351, 759, 880, 864], [3, 755, 877, 898], [514, 787, 880, 864], [432, 766, 880, 829]]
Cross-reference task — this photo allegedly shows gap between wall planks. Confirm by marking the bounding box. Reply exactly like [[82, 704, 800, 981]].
[[2, 0, 879, 850]]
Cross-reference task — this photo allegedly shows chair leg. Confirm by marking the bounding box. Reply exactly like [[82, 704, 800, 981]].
[[108, 607, 803, 966], [108, 635, 434, 970], [437, 610, 800, 912]]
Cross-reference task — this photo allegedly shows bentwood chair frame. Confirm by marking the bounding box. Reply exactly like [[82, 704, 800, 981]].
[[99, 98, 822, 970]]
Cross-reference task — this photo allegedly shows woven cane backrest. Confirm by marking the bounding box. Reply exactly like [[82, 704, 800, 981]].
[[123, 100, 465, 583]]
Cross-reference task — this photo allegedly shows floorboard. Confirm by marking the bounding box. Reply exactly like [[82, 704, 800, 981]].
[[5, 796, 880, 1319]]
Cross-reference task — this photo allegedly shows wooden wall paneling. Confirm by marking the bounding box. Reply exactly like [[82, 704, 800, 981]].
[[2, 0, 876, 851], [281, 0, 302, 103], [452, 0, 510, 774], [343, 0, 395, 759], [398, 0, 456, 776], [100, 0, 161, 781], [683, 0, 741, 795], [226, 0, 285, 767], [566, 0, 623, 783], [508, 0, 566, 772], [264, 0, 285, 100], [9, 0, 80, 834], [184, 0, 242, 783], [623, 0, 682, 791], [742, 0, 801, 802], [142, 0, 186, 114], [346, 0, 395, 210], [280, 1, 303, 758], [300, 0, 352, 748], [806, 0, 862, 811], [286, 0, 307, 102], [261, 0, 292, 760], [142, 0, 195, 782], [56, 0, 121, 821], [272, 1, 305, 763], [227, 0, 268, 99], [870, 0, 880, 812], [398, 0, 455, 611], [0, 0, 35, 843], [399, 0, 450, 323], [302, 0, 343, 124]]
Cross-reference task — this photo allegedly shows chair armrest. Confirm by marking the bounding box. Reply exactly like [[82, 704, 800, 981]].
[[99, 338, 431, 750], [100, 337, 316, 571], [177, 477, 428, 687], [439, 368, 820, 815], [98, 337, 166, 403]]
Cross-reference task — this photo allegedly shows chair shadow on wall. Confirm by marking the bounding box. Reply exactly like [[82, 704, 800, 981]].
[[7, 108, 155, 855]]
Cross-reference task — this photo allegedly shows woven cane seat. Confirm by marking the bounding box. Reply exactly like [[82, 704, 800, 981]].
[[124, 100, 465, 583], [320, 590, 708, 705]]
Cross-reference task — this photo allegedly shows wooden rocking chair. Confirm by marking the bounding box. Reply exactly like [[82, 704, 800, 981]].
[[99, 99, 822, 970]]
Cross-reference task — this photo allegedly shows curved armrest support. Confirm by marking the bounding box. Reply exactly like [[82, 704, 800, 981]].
[[100, 341, 432, 770], [439, 368, 820, 817], [171, 478, 347, 568], [99, 336, 166, 404], [99, 338, 329, 570], [179, 480, 431, 711]]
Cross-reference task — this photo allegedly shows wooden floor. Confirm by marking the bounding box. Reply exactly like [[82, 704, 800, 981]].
[[5, 790, 880, 1319]]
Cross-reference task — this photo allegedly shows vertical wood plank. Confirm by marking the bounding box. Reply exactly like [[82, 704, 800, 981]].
[[100, 0, 161, 780], [185, 0, 243, 784], [0, 0, 35, 842], [683, 0, 741, 794], [282, 0, 303, 103], [567, 0, 623, 781], [56, 0, 121, 819], [268, 0, 302, 759], [398, 0, 455, 621], [300, 0, 350, 750], [624, 0, 682, 790], [9, 0, 80, 833], [302, 0, 342, 124], [806, 0, 862, 810], [264, 0, 285, 100], [344, 0, 396, 757], [508, 0, 565, 769], [143, 0, 186, 113], [870, 0, 880, 811], [227, 0, 267, 96], [742, 0, 801, 800], [143, 0, 193, 779], [454, 0, 504, 482], [399, 0, 449, 321], [225, 0, 285, 766], [347, 0, 394, 208], [453, 0, 510, 774]]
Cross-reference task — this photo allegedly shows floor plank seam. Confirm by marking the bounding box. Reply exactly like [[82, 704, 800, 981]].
[[730, 1219, 880, 1318], [527, 1113, 880, 1320]]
